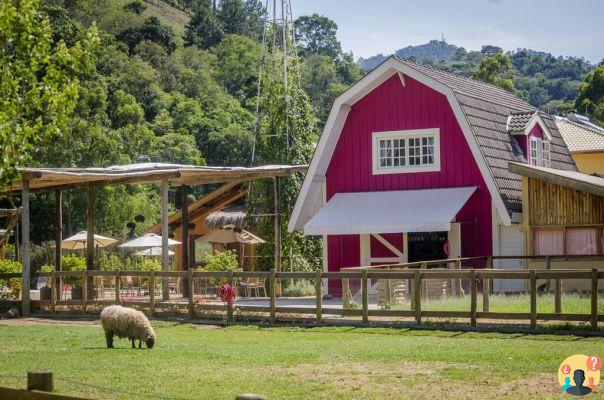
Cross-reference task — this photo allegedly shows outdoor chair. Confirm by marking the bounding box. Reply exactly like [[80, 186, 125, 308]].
[[239, 277, 266, 298]]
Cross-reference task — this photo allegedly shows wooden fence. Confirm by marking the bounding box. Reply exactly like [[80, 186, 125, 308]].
[[1, 255, 603, 331]]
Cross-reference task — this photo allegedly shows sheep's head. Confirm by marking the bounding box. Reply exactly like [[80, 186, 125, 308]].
[[146, 334, 155, 349]]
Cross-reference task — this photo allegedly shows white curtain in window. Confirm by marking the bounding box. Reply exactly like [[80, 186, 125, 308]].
[[566, 228, 598, 255], [533, 229, 564, 255]]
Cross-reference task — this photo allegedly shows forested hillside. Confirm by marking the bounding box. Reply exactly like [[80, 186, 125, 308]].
[[359, 40, 596, 111]]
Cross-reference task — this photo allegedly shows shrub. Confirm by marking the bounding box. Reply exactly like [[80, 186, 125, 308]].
[[282, 279, 315, 297], [98, 252, 123, 271], [0, 260, 21, 299], [203, 250, 240, 286], [124, 0, 147, 14], [62, 254, 86, 285]]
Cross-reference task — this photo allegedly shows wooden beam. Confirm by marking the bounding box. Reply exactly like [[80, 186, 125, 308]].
[[274, 176, 282, 296], [161, 178, 169, 301], [86, 185, 95, 271], [54, 190, 62, 299], [21, 179, 30, 317], [181, 185, 190, 297], [509, 162, 604, 197]]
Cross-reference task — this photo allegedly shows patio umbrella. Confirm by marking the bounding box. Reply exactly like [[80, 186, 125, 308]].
[[136, 247, 175, 256], [119, 233, 181, 248], [196, 224, 265, 245], [61, 231, 117, 250]]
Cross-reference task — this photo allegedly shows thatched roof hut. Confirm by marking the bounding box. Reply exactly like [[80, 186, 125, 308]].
[[204, 206, 245, 230]]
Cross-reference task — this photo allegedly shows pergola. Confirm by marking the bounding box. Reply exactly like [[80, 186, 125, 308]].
[[4, 163, 307, 316]]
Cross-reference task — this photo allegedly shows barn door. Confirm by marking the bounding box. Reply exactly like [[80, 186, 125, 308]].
[[360, 233, 408, 294]]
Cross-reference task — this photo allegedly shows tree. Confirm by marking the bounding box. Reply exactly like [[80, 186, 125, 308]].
[[480, 45, 503, 57], [216, 0, 263, 39], [117, 16, 177, 54], [473, 53, 516, 92], [294, 13, 341, 59], [183, 0, 223, 49], [0, 0, 98, 189], [575, 63, 604, 125], [212, 34, 260, 103]]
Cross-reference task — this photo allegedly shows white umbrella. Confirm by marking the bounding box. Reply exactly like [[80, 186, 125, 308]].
[[136, 247, 175, 256], [196, 225, 265, 245], [61, 231, 117, 250], [119, 233, 181, 248]]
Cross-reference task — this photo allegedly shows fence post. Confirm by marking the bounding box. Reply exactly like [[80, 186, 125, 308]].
[[361, 269, 368, 324], [482, 278, 489, 312], [421, 262, 427, 299], [591, 268, 598, 331], [545, 256, 551, 292], [227, 269, 234, 324], [50, 270, 56, 314], [555, 277, 562, 314], [470, 269, 477, 327], [454, 259, 462, 296], [188, 269, 195, 319], [149, 270, 155, 316], [82, 270, 87, 314], [342, 277, 350, 309], [384, 266, 392, 306], [115, 269, 121, 305], [315, 269, 322, 324], [269, 269, 276, 324], [27, 372, 53, 392], [530, 269, 537, 330], [414, 269, 421, 325]]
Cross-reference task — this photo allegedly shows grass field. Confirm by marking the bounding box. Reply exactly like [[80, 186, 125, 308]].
[[1, 320, 604, 399]]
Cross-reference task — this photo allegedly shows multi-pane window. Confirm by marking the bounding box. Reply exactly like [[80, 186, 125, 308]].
[[529, 137, 551, 167], [373, 129, 440, 174]]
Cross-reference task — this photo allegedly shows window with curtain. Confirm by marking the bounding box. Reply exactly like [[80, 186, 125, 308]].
[[566, 227, 599, 255], [533, 228, 564, 255]]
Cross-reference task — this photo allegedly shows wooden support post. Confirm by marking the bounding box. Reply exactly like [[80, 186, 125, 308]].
[[315, 269, 322, 324], [269, 269, 276, 324], [486, 256, 493, 296], [545, 256, 551, 292], [482, 276, 490, 312], [54, 190, 62, 299], [555, 278, 562, 314], [161, 178, 169, 301], [384, 266, 392, 306], [410, 272, 415, 311], [149, 270, 155, 316], [27, 372, 53, 392], [414, 269, 421, 325], [21, 179, 30, 317], [421, 262, 427, 299], [470, 269, 477, 327], [454, 259, 462, 297], [82, 270, 87, 313], [50, 270, 56, 313], [115, 270, 121, 305], [86, 185, 95, 271], [188, 268, 194, 319], [530, 269, 537, 330], [361, 269, 368, 324], [591, 268, 598, 331], [181, 185, 189, 297], [227, 269, 234, 324], [273, 177, 282, 297], [342, 278, 350, 309]]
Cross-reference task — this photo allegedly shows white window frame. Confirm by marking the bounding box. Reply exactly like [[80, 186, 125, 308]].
[[529, 136, 551, 167], [372, 128, 441, 175]]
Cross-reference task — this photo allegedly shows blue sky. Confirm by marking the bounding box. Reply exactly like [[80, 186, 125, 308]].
[[292, 0, 604, 63]]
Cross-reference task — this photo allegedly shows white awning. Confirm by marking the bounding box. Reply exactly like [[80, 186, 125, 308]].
[[303, 187, 477, 235]]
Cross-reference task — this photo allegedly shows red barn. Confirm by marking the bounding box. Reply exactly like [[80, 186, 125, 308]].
[[288, 56, 577, 295]]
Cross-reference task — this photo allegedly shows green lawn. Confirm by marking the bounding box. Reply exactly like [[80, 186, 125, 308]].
[[1, 320, 604, 399]]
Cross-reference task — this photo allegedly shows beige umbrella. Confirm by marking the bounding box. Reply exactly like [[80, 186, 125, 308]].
[[196, 225, 265, 245], [119, 233, 181, 248], [61, 231, 117, 250], [136, 247, 175, 256]]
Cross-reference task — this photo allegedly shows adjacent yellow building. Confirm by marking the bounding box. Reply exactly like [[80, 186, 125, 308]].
[[555, 115, 604, 175]]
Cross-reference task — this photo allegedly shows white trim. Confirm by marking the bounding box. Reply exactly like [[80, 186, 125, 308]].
[[371, 129, 441, 175], [397, 71, 406, 86], [288, 57, 512, 232], [525, 114, 553, 141]]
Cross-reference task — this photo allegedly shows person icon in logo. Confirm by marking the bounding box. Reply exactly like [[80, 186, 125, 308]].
[[562, 377, 572, 391], [587, 377, 597, 391], [567, 369, 593, 396]]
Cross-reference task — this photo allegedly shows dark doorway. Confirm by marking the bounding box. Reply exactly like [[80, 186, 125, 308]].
[[408, 232, 448, 263]]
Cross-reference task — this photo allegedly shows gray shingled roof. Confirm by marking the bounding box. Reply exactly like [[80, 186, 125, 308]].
[[394, 57, 577, 213], [506, 111, 535, 133]]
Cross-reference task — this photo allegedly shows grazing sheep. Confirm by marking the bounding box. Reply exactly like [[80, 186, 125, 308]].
[[100, 305, 155, 349]]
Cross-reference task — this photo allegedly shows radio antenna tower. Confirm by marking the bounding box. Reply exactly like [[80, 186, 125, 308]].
[[250, 0, 300, 165]]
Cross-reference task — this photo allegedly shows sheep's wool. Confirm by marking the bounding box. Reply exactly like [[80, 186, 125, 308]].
[[100, 305, 155, 343]]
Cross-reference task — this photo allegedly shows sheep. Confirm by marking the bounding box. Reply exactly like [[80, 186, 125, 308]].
[[100, 305, 155, 349]]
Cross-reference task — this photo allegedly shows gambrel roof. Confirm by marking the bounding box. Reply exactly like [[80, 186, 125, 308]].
[[289, 56, 577, 232]]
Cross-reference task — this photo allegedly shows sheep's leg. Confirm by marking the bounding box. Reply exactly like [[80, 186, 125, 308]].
[[105, 331, 114, 349], [138, 340, 142, 349], [131, 338, 136, 349]]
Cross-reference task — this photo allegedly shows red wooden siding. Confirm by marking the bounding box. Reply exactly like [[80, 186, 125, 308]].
[[370, 233, 404, 258], [325, 74, 493, 294]]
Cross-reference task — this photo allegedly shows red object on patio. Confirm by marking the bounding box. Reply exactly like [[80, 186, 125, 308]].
[[219, 284, 236, 307]]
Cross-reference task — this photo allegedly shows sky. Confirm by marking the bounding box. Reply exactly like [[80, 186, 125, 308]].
[[292, 0, 604, 63]]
